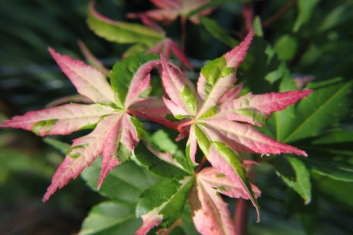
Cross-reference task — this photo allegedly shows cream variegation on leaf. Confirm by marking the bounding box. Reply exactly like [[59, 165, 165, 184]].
[[0, 49, 171, 201], [190, 167, 260, 235], [159, 29, 312, 225]]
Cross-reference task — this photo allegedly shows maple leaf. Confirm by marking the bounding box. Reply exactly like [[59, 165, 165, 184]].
[[128, 0, 214, 24], [0, 49, 169, 201], [159, 29, 312, 220], [189, 167, 260, 235]]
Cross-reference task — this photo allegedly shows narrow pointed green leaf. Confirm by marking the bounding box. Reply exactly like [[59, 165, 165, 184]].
[[293, 0, 320, 32], [87, 1, 163, 46], [200, 16, 238, 48], [281, 78, 353, 143], [275, 157, 311, 204], [308, 159, 353, 182]]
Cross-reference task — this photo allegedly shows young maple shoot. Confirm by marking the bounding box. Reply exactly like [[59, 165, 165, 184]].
[[0, 30, 312, 234]]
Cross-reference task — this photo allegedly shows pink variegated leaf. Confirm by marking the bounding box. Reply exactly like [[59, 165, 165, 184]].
[[99, 113, 141, 188], [161, 55, 198, 116], [200, 119, 307, 156], [148, 38, 193, 70], [193, 124, 260, 221], [42, 114, 122, 202], [218, 90, 312, 126], [225, 29, 254, 68], [0, 103, 115, 136], [49, 48, 115, 104], [196, 30, 254, 117], [110, 53, 160, 108], [130, 0, 213, 24], [198, 167, 261, 199], [129, 97, 180, 131], [137, 213, 163, 235], [186, 125, 198, 164], [127, 12, 165, 33], [97, 113, 122, 189], [218, 83, 244, 104], [189, 172, 236, 235]]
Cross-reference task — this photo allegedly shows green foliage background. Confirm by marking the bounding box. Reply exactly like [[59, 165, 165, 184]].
[[0, 0, 353, 234]]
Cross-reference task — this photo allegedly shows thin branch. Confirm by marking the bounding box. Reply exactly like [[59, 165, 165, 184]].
[[242, 2, 254, 34], [180, 17, 187, 50], [262, 0, 298, 28], [234, 199, 249, 235], [127, 109, 179, 131], [196, 156, 207, 173]]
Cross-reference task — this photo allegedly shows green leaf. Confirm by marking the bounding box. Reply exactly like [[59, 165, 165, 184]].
[[134, 142, 191, 180], [314, 175, 353, 209], [317, 2, 353, 33], [87, 3, 163, 46], [0, 149, 54, 180], [280, 78, 353, 143], [80, 201, 141, 235], [308, 129, 353, 157], [307, 159, 353, 182], [312, 130, 353, 145], [110, 53, 159, 105], [43, 137, 70, 155], [274, 35, 298, 61], [293, 0, 320, 32], [200, 56, 234, 97], [253, 16, 264, 37], [81, 160, 158, 203], [236, 108, 267, 126], [200, 16, 238, 48], [136, 177, 194, 227], [150, 130, 195, 174], [187, 0, 249, 17], [181, 86, 198, 114], [275, 157, 311, 204]]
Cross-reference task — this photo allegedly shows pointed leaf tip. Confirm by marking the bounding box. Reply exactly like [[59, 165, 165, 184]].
[[225, 29, 254, 68], [48, 47, 115, 104], [136, 213, 163, 235]]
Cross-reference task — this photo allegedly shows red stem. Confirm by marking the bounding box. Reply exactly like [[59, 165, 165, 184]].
[[196, 156, 207, 173], [180, 17, 187, 50], [234, 199, 249, 235], [262, 0, 298, 28], [127, 109, 179, 131], [242, 2, 254, 34]]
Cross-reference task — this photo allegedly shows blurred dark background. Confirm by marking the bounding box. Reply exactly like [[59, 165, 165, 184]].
[[1, 0, 353, 234]]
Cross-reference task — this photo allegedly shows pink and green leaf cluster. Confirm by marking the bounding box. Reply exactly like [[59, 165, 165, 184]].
[[0, 29, 312, 235]]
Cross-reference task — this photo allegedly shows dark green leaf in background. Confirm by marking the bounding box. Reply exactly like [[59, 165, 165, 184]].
[[136, 177, 194, 228], [275, 156, 312, 204], [200, 16, 238, 48], [81, 160, 158, 203], [293, 0, 320, 32], [273, 78, 352, 143], [274, 35, 298, 61], [80, 201, 141, 235]]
